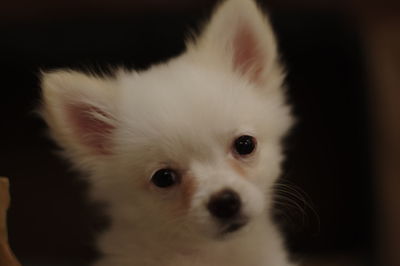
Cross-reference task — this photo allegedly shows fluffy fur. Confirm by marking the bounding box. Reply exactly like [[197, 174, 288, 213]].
[[40, 0, 295, 265]]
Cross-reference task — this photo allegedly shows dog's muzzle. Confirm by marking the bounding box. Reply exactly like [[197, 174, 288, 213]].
[[207, 189, 248, 234]]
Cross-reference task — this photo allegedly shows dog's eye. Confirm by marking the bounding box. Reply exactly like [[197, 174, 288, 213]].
[[151, 169, 179, 188], [234, 135, 256, 156]]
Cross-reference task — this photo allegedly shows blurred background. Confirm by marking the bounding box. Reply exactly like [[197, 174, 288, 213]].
[[0, 0, 399, 265]]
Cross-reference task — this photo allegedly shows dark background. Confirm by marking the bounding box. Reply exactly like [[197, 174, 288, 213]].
[[0, 1, 374, 265]]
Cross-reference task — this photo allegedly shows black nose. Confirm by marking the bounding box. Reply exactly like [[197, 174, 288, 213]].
[[207, 189, 241, 220]]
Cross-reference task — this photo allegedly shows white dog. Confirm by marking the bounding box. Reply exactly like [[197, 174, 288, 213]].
[[40, 0, 295, 265]]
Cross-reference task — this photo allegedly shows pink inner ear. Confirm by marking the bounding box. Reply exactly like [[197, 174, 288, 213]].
[[233, 23, 264, 83], [66, 103, 114, 155]]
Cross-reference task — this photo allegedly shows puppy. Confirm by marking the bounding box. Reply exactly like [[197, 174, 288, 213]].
[[40, 0, 295, 265]]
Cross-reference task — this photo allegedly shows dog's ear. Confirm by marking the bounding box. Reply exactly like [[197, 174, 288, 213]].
[[188, 0, 280, 85], [40, 70, 118, 170]]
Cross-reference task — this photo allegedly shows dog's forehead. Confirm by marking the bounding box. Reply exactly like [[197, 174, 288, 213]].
[[116, 65, 264, 159], [118, 64, 262, 128]]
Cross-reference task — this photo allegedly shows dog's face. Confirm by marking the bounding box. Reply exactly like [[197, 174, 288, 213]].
[[41, 0, 292, 240]]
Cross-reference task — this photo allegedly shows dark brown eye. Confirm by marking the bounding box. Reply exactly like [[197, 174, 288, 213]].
[[234, 135, 256, 156], [151, 169, 179, 188]]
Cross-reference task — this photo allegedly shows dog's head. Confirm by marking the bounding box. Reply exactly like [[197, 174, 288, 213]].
[[40, 0, 292, 240]]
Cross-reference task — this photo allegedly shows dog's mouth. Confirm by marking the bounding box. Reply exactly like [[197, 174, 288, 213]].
[[218, 218, 248, 236], [221, 221, 246, 234]]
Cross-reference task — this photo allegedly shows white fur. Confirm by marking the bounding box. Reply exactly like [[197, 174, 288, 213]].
[[40, 0, 295, 265]]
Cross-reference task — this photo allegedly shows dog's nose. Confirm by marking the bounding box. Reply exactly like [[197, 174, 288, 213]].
[[207, 189, 241, 220]]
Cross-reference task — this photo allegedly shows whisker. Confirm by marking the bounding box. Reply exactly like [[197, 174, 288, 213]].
[[273, 179, 321, 233]]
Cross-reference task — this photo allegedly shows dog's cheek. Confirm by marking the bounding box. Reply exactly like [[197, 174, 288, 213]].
[[227, 158, 247, 178], [242, 184, 267, 217], [172, 174, 197, 215]]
